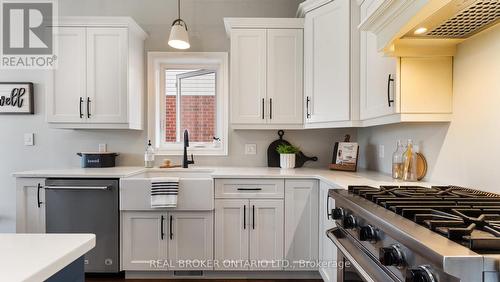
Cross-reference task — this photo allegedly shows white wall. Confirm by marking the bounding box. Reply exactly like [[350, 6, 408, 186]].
[[0, 0, 355, 232], [358, 24, 500, 192]]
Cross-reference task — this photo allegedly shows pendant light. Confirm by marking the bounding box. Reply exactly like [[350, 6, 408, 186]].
[[168, 0, 190, 49]]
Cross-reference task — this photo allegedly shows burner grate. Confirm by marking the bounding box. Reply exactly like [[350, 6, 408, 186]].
[[348, 185, 500, 252]]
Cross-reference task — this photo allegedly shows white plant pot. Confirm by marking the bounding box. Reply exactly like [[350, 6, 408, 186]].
[[280, 154, 296, 169]]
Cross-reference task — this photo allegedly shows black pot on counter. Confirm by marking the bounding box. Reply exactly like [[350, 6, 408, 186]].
[[77, 152, 119, 168]]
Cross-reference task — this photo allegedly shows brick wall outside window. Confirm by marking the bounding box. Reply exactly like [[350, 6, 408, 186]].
[[165, 95, 216, 142]]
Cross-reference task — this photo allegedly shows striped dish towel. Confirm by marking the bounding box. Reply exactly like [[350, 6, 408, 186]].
[[151, 177, 180, 208]]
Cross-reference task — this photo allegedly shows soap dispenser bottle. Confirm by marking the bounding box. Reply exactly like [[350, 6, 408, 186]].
[[144, 140, 155, 168]]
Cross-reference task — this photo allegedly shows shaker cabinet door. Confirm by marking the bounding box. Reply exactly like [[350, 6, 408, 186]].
[[304, 0, 350, 123], [267, 29, 303, 124], [284, 179, 319, 270], [48, 27, 87, 123], [230, 29, 267, 124], [122, 212, 168, 271], [168, 212, 214, 270], [360, 0, 397, 120], [86, 27, 128, 124], [248, 199, 284, 270], [16, 178, 46, 233], [215, 199, 250, 270]]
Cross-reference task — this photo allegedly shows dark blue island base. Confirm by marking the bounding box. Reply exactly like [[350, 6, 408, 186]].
[[46, 256, 85, 282]]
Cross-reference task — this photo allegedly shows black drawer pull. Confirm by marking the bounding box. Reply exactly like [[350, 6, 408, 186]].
[[252, 205, 255, 230], [160, 215, 165, 240], [169, 215, 173, 240], [237, 188, 263, 191], [243, 205, 246, 229]]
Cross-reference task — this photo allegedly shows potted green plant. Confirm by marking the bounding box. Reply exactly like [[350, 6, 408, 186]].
[[276, 144, 300, 169]]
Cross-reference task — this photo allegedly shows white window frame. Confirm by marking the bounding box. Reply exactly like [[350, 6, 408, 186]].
[[148, 52, 228, 155]]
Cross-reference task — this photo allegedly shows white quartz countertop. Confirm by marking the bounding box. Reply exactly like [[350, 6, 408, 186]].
[[13, 166, 437, 188], [12, 166, 144, 178], [0, 233, 95, 282]]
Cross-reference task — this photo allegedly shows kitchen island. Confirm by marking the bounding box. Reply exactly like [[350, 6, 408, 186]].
[[0, 233, 95, 282]]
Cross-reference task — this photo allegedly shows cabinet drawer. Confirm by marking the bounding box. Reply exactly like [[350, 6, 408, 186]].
[[215, 179, 284, 199]]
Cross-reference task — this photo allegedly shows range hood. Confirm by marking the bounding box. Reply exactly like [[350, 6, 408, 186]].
[[403, 0, 500, 39], [360, 0, 500, 56]]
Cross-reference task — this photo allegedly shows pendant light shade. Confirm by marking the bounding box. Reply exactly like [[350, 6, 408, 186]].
[[168, 0, 190, 49]]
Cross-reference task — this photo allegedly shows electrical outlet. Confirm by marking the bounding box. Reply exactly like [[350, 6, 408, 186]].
[[24, 133, 34, 146], [378, 145, 385, 159], [245, 144, 257, 155]]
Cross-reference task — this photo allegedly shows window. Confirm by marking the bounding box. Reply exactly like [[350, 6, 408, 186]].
[[148, 52, 228, 155]]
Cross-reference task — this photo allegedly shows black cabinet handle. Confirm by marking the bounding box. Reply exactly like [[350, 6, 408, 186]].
[[387, 74, 395, 107], [306, 96, 311, 118], [37, 183, 43, 208], [269, 98, 273, 119], [243, 205, 246, 229], [169, 215, 173, 240], [262, 98, 265, 119], [252, 205, 255, 230], [79, 97, 84, 118], [87, 97, 91, 118], [160, 215, 165, 240], [237, 188, 262, 191]]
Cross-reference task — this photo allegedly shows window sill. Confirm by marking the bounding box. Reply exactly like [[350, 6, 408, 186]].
[[154, 149, 228, 156]]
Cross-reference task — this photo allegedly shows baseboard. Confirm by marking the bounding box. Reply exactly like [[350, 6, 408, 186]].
[[125, 270, 321, 279]]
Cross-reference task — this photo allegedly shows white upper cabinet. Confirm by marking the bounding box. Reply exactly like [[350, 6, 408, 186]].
[[48, 27, 87, 123], [360, 0, 398, 120], [359, 1, 453, 126], [86, 28, 128, 124], [229, 29, 267, 124], [47, 17, 147, 130], [225, 18, 304, 129], [304, 0, 351, 125], [267, 29, 303, 125]]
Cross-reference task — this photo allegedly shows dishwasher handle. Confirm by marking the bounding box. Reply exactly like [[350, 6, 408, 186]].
[[44, 186, 110, 190]]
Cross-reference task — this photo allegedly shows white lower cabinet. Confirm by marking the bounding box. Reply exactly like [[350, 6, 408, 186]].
[[214, 199, 249, 270], [122, 212, 168, 271], [16, 178, 46, 233], [284, 179, 319, 270], [215, 199, 284, 270], [122, 211, 213, 271], [248, 200, 284, 270], [168, 212, 213, 270], [318, 181, 337, 282]]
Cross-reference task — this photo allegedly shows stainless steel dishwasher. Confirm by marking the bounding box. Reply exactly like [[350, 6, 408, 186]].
[[45, 179, 119, 273]]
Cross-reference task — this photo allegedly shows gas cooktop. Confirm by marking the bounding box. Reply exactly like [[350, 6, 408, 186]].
[[348, 185, 500, 253]]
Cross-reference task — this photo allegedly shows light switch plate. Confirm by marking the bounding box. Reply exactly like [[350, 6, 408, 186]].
[[24, 133, 34, 146], [245, 144, 257, 155]]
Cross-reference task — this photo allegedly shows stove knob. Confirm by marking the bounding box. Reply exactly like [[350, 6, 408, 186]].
[[359, 225, 377, 242], [405, 265, 437, 282], [379, 245, 405, 268], [331, 207, 344, 220], [343, 214, 357, 229]]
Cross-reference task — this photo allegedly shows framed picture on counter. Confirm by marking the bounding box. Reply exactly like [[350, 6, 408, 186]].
[[0, 82, 34, 114], [330, 135, 359, 172]]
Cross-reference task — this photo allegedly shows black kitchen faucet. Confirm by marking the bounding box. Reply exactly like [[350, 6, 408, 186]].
[[183, 129, 195, 168]]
